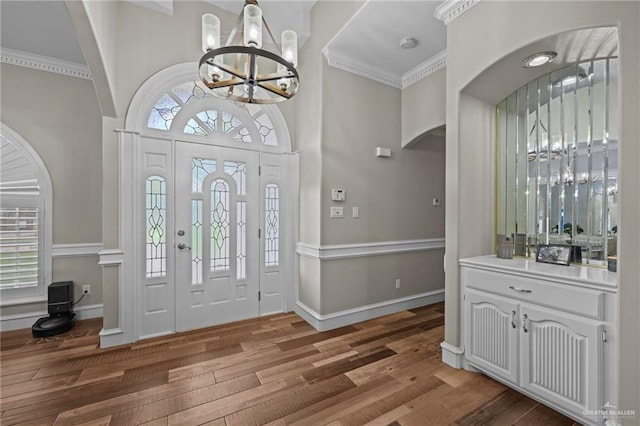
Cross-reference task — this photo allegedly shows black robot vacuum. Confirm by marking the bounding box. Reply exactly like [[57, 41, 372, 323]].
[[32, 281, 76, 337]]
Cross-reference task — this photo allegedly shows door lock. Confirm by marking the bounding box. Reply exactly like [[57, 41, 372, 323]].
[[177, 243, 191, 250], [177, 230, 185, 236]]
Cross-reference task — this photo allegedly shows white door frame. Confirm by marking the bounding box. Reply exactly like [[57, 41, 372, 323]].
[[100, 63, 298, 347]]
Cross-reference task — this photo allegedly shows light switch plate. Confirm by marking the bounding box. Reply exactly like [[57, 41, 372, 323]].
[[331, 188, 345, 201], [352, 206, 359, 218], [330, 207, 344, 218]]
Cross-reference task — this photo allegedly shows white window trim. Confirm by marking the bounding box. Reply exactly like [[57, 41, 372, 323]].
[[0, 123, 53, 306], [124, 62, 292, 153]]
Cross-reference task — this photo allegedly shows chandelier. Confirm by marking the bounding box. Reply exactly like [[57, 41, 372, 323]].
[[199, 0, 300, 104]]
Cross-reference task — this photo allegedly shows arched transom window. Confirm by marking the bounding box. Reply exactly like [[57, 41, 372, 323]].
[[146, 80, 279, 148]]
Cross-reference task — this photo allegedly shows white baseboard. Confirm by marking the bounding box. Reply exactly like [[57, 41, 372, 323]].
[[295, 289, 444, 332], [440, 341, 464, 368], [99, 327, 130, 348], [0, 303, 103, 332]]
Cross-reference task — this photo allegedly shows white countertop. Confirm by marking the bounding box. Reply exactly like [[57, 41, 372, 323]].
[[459, 255, 617, 291]]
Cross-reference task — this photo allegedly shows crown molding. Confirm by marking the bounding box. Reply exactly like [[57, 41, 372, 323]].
[[323, 49, 403, 89], [1, 48, 92, 80], [434, 0, 480, 25], [401, 50, 447, 89], [323, 48, 448, 90]]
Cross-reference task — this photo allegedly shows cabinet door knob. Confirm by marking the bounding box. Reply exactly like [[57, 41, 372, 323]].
[[509, 285, 532, 293]]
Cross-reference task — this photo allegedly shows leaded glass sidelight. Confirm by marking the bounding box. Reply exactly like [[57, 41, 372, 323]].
[[237, 201, 246, 280], [192, 200, 203, 285], [265, 184, 280, 267], [211, 179, 230, 271], [146, 176, 167, 277]]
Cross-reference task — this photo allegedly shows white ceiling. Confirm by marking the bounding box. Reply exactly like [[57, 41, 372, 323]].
[[0, 0, 86, 64], [0, 0, 446, 88], [324, 1, 446, 87]]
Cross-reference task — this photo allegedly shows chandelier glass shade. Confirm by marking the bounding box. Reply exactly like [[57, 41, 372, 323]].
[[199, 0, 299, 104]]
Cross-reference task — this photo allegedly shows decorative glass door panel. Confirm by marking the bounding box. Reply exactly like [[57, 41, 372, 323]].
[[175, 142, 259, 332]]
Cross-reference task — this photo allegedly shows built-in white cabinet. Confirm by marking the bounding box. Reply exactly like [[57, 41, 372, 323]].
[[461, 256, 617, 425]]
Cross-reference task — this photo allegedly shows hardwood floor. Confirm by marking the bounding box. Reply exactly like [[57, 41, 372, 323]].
[[0, 303, 579, 425]]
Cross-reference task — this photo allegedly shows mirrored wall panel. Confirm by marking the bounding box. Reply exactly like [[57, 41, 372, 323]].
[[496, 58, 618, 265]]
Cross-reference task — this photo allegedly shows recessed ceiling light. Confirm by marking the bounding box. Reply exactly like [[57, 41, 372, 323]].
[[400, 37, 418, 50], [522, 51, 558, 68]]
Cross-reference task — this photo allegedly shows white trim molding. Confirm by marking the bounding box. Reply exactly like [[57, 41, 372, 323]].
[[434, 0, 480, 25], [296, 238, 445, 260], [324, 53, 403, 89], [295, 289, 444, 332], [440, 341, 465, 368], [52, 243, 102, 258], [401, 50, 447, 89], [0, 48, 92, 80], [98, 249, 124, 266], [0, 303, 103, 332]]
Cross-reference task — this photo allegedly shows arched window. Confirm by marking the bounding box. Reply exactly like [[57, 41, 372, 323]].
[[125, 62, 291, 153], [146, 79, 282, 149], [0, 123, 53, 304]]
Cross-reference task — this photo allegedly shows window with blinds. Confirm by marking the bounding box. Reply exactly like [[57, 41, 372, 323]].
[[0, 206, 40, 289]]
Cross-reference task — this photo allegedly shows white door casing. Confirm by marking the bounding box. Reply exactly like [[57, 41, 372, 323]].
[[104, 62, 298, 347]]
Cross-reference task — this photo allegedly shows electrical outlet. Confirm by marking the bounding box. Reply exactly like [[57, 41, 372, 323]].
[[83, 285, 91, 295], [330, 207, 344, 218], [395, 279, 401, 289]]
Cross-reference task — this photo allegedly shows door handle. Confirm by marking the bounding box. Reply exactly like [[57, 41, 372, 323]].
[[511, 310, 517, 329], [177, 243, 191, 250]]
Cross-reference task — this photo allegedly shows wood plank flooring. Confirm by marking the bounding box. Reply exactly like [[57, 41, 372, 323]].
[[0, 303, 579, 425]]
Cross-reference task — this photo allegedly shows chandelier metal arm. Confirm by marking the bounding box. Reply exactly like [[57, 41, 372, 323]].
[[257, 82, 293, 99]]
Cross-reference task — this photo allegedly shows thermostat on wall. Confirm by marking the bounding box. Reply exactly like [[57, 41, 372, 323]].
[[331, 188, 345, 201]]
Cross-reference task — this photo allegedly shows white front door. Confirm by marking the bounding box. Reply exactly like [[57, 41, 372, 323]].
[[174, 141, 260, 332]]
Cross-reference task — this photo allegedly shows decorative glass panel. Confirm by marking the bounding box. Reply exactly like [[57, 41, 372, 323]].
[[210, 179, 230, 271], [147, 94, 180, 130], [171, 81, 211, 104], [192, 200, 203, 285], [224, 161, 247, 196], [184, 118, 208, 136], [255, 113, 278, 146], [192, 158, 216, 193], [146, 176, 166, 278], [265, 184, 279, 267], [237, 201, 246, 279], [0, 207, 39, 289], [197, 110, 219, 132]]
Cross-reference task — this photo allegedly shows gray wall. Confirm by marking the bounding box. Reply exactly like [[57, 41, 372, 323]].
[[297, 1, 447, 316], [401, 68, 446, 148], [443, 0, 640, 416], [0, 63, 103, 316]]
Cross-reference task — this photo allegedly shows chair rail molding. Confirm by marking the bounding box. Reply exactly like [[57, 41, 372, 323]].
[[434, 0, 480, 25], [52, 243, 103, 258], [296, 238, 445, 260]]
